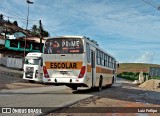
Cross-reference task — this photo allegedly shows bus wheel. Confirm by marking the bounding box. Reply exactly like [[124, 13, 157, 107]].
[[70, 86, 77, 90], [98, 77, 103, 91], [28, 80, 35, 83], [107, 77, 114, 88]]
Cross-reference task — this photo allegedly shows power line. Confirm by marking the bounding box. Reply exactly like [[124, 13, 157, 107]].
[[2, 14, 37, 22], [142, 0, 160, 10], [0, 7, 25, 19], [0, 6, 38, 29]]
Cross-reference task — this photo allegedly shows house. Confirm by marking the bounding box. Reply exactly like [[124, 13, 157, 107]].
[[0, 21, 45, 69]]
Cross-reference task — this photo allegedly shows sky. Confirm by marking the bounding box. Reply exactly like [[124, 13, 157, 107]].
[[1, 0, 160, 64]]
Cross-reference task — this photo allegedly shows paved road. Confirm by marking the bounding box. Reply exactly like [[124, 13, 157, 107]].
[[0, 85, 94, 115], [0, 76, 132, 115]]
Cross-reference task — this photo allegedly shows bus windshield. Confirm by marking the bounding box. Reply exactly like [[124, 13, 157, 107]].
[[24, 57, 40, 65], [44, 38, 83, 54]]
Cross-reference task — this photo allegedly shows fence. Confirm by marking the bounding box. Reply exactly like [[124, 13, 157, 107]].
[[0, 56, 23, 69]]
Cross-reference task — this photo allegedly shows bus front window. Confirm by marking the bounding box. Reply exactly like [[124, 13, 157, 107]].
[[25, 58, 40, 65]]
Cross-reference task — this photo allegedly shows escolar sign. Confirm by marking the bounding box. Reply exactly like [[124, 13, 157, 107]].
[[45, 62, 83, 69]]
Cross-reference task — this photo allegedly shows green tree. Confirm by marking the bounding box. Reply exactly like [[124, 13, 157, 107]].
[[39, 23, 50, 37], [31, 24, 39, 37], [31, 24, 50, 37], [41, 27, 50, 37]]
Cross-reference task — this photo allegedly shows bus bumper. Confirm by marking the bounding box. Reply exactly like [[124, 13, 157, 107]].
[[43, 77, 87, 85]]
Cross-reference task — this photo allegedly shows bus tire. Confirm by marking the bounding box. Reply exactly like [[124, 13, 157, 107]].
[[98, 77, 103, 91]]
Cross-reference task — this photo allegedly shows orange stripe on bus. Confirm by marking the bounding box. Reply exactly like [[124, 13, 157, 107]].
[[87, 65, 91, 72], [96, 67, 113, 74], [87, 65, 113, 74], [45, 62, 83, 69]]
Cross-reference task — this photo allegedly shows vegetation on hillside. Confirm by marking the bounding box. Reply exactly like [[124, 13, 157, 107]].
[[117, 63, 160, 81], [117, 72, 148, 81], [118, 63, 160, 73]]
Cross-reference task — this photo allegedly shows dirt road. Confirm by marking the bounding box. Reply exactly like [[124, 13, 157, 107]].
[[48, 78, 160, 116]]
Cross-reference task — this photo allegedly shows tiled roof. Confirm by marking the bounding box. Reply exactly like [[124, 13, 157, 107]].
[[0, 21, 32, 37]]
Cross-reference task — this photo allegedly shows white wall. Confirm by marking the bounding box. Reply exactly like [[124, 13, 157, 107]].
[[0, 55, 23, 69], [6, 57, 23, 69]]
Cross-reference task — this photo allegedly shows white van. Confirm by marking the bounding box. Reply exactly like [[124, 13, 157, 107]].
[[23, 52, 43, 83]]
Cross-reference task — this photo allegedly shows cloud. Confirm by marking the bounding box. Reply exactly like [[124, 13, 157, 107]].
[[134, 51, 155, 63], [1, 0, 160, 64]]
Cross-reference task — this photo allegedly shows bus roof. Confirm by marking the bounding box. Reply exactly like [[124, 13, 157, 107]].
[[84, 37, 116, 60], [45, 35, 84, 39]]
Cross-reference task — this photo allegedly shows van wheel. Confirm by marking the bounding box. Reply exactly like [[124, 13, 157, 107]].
[[98, 77, 103, 91]]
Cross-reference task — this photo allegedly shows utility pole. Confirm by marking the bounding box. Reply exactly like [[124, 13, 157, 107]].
[[39, 20, 43, 53], [23, 0, 33, 63]]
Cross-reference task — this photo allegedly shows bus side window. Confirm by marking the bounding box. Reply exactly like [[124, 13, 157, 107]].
[[104, 54, 107, 67], [86, 43, 90, 63], [96, 49, 100, 65]]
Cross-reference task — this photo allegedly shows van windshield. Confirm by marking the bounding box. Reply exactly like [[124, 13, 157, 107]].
[[24, 57, 40, 65], [44, 38, 83, 54]]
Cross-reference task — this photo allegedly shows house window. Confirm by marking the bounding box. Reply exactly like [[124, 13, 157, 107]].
[[32, 43, 40, 50], [10, 40, 18, 48], [20, 41, 31, 49]]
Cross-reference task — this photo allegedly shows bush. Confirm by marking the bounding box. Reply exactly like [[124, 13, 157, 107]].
[[118, 72, 142, 81], [148, 76, 160, 80]]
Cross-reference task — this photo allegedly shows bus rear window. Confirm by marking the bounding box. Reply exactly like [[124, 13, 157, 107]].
[[44, 38, 83, 54]]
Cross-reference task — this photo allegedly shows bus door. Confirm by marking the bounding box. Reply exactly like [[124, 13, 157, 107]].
[[91, 50, 96, 86]]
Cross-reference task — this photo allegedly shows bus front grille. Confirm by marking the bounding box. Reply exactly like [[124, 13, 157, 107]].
[[25, 67, 34, 78]]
